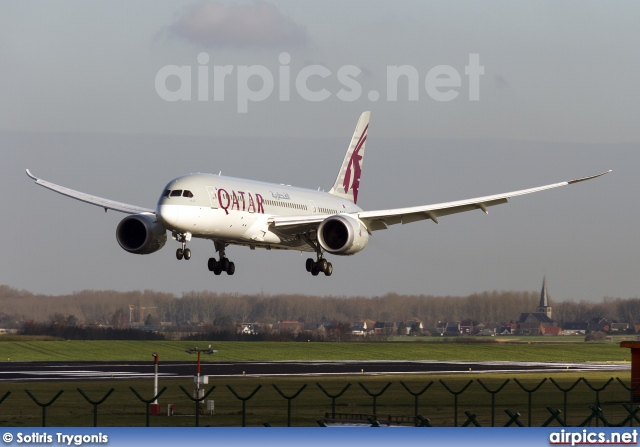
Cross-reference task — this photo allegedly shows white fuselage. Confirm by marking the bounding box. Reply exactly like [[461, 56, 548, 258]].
[[155, 173, 361, 251]]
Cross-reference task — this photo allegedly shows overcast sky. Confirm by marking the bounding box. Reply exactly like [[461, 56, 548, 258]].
[[1, 1, 638, 302]]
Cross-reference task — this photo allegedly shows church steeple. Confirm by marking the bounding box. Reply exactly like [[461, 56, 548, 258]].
[[537, 276, 552, 318]]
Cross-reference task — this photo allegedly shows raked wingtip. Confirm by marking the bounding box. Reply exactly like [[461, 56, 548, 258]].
[[567, 170, 612, 185]]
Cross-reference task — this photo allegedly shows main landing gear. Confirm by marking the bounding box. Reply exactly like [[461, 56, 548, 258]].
[[305, 256, 333, 277], [301, 233, 333, 277], [208, 241, 235, 276], [174, 231, 192, 260]]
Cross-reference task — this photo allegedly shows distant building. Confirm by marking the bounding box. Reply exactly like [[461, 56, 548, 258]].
[[499, 323, 518, 335], [236, 322, 262, 334], [541, 325, 562, 336], [537, 277, 553, 319], [563, 322, 589, 335], [351, 321, 368, 336], [611, 323, 629, 333], [518, 277, 556, 334], [278, 321, 304, 333], [405, 320, 424, 335], [374, 321, 397, 335], [445, 322, 461, 335], [460, 320, 475, 335], [587, 318, 610, 333]]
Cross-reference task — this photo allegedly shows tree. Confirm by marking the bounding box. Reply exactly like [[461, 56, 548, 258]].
[[144, 313, 159, 326], [110, 308, 128, 329]]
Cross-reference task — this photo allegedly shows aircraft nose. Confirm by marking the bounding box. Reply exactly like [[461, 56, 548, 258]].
[[157, 204, 180, 226]]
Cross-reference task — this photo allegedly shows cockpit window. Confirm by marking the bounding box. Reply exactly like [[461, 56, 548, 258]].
[[183, 190, 194, 198], [163, 190, 171, 197], [170, 190, 182, 197]]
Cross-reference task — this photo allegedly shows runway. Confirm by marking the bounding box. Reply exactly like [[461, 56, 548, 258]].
[[0, 360, 629, 382]]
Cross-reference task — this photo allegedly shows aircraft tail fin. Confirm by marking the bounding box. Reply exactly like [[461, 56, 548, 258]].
[[329, 111, 370, 204]]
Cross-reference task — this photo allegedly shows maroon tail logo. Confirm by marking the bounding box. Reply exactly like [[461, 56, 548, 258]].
[[342, 124, 368, 204]]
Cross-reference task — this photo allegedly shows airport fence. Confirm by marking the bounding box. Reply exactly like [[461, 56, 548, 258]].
[[1, 377, 640, 427]]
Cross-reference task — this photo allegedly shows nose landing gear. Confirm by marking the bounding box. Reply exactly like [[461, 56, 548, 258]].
[[174, 231, 192, 261]]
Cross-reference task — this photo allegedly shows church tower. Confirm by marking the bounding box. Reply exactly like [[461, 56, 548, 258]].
[[537, 277, 552, 319]]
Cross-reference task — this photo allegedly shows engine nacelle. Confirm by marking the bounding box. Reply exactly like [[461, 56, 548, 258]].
[[116, 214, 167, 255], [317, 214, 369, 255]]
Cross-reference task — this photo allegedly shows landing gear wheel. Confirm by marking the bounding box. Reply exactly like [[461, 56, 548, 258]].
[[176, 248, 184, 260], [221, 258, 230, 271], [226, 262, 235, 275], [311, 266, 320, 276], [208, 258, 218, 272], [183, 248, 191, 260], [318, 258, 328, 272], [305, 258, 314, 272], [213, 264, 223, 275], [324, 262, 333, 276]]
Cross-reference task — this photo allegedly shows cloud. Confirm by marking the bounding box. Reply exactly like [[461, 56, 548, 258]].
[[167, 1, 308, 48]]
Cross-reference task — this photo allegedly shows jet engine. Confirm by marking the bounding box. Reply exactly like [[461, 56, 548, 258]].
[[116, 214, 167, 255], [317, 214, 369, 255]]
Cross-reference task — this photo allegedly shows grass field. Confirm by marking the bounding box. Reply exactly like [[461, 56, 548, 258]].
[[0, 337, 635, 427], [0, 336, 634, 363]]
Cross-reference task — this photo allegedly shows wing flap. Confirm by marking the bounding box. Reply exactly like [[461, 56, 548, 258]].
[[268, 214, 330, 236], [26, 169, 154, 215]]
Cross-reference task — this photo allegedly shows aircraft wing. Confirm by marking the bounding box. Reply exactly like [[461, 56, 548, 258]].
[[26, 169, 154, 215], [270, 170, 611, 235], [356, 170, 611, 231]]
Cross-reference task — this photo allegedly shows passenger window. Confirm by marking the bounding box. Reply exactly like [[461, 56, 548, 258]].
[[170, 190, 182, 197], [183, 190, 194, 198]]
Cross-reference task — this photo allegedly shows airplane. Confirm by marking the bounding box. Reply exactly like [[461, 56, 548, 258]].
[[26, 111, 610, 277]]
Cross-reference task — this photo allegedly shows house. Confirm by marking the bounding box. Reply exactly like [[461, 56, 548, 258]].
[[351, 321, 369, 336], [562, 322, 589, 336], [445, 322, 461, 335], [587, 318, 610, 333], [404, 320, 424, 335], [478, 327, 497, 336], [479, 322, 500, 336], [611, 323, 629, 333], [518, 322, 541, 335], [236, 323, 259, 334], [541, 325, 562, 336], [499, 323, 517, 335], [460, 320, 476, 335], [318, 321, 338, 332], [277, 321, 304, 333], [518, 313, 555, 335], [470, 323, 486, 336], [374, 321, 397, 335]]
